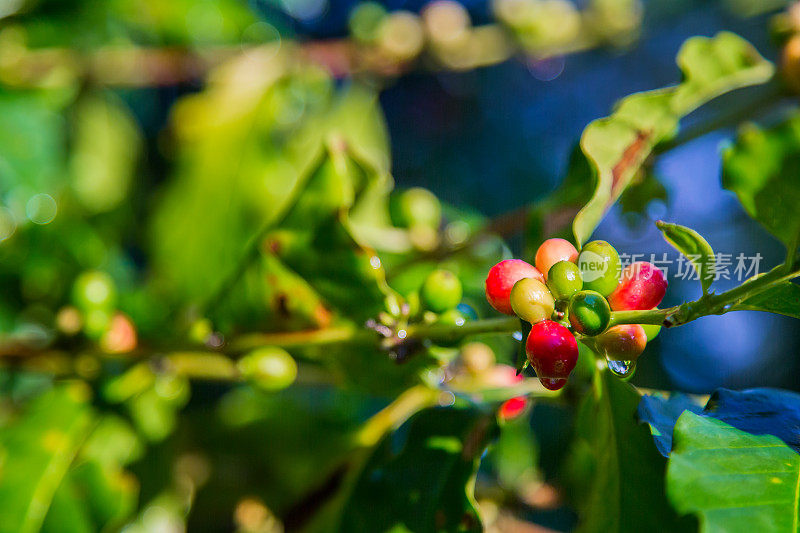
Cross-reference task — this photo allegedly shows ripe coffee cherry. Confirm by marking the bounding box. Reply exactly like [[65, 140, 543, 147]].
[[421, 269, 462, 312], [485, 259, 544, 315], [535, 238, 579, 280], [526, 320, 578, 387], [596, 325, 647, 361], [390, 187, 442, 229], [510, 278, 555, 324], [568, 290, 611, 336], [577, 240, 621, 297], [100, 313, 138, 354], [547, 260, 583, 301], [499, 396, 528, 420], [237, 347, 298, 391], [72, 270, 117, 311], [607, 261, 667, 311]]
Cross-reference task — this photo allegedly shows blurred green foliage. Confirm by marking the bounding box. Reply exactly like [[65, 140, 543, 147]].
[[0, 1, 799, 532]]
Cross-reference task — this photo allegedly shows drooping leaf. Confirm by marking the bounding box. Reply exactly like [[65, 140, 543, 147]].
[[151, 50, 391, 313], [265, 142, 396, 321], [667, 412, 800, 532], [637, 392, 704, 457], [731, 281, 800, 319], [573, 32, 773, 247], [703, 388, 800, 453], [639, 388, 800, 459], [656, 221, 716, 295], [339, 407, 497, 533], [723, 115, 800, 253], [566, 371, 692, 532]]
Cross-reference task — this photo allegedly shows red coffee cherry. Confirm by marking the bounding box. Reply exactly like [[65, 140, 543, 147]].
[[525, 320, 578, 389], [535, 238, 579, 280], [485, 259, 544, 315], [608, 261, 667, 311], [596, 324, 647, 361], [499, 396, 528, 420]]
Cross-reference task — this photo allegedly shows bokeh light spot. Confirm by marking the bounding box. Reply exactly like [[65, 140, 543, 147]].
[[26, 193, 57, 224]]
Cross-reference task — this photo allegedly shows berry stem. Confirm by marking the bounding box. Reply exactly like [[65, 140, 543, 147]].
[[404, 316, 520, 344]]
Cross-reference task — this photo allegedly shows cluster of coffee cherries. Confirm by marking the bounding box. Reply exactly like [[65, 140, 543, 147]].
[[55, 270, 138, 354], [485, 238, 667, 390]]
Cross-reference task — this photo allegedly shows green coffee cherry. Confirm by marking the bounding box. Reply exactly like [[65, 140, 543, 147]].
[[237, 347, 298, 391], [510, 278, 555, 324], [390, 187, 442, 229], [437, 308, 466, 326], [642, 324, 661, 342], [577, 240, 621, 297], [547, 260, 583, 300], [421, 269, 462, 313], [83, 307, 113, 340], [568, 290, 611, 336], [72, 270, 117, 311], [435, 308, 467, 347]]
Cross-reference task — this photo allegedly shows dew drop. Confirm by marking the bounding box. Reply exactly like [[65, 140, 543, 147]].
[[606, 359, 636, 378], [539, 377, 566, 391]]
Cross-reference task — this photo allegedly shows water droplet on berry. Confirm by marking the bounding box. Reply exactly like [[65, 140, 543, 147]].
[[539, 377, 567, 391], [606, 358, 636, 378]]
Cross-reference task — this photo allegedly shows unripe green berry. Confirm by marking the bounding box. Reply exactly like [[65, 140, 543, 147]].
[[577, 240, 621, 297], [642, 323, 661, 342], [510, 278, 555, 324], [547, 260, 583, 300], [84, 307, 113, 340], [390, 187, 442, 229], [237, 347, 298, 391], [568, 290, 611, 336], [421, 269, 462, 312], [72, 270, 117, 311], [535, 238, 578, 280], [435, 308, 467, 347], [436, 308, 466, 326]]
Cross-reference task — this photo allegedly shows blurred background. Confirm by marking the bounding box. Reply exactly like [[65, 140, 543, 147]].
[[0, 0, 798, 531]]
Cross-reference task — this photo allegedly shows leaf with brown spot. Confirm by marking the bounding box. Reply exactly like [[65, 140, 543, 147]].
[[573, 32, 773, 248]]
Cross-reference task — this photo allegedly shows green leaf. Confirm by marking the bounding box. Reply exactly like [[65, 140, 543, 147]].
[[489, 415, 539, 491], [656, 220, 716, 295], [573, 32, 773, 247], [731, 281, 800, 319], [0, 383, 93, 533], [566, 371, 692, 532], [68, 92, 141, 213], [340, 407, 497, 532], [0, 385, 140, 533], [723, 114, 800, 254], [265, 142, 396, 321], [667, 412, 800, 532]]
